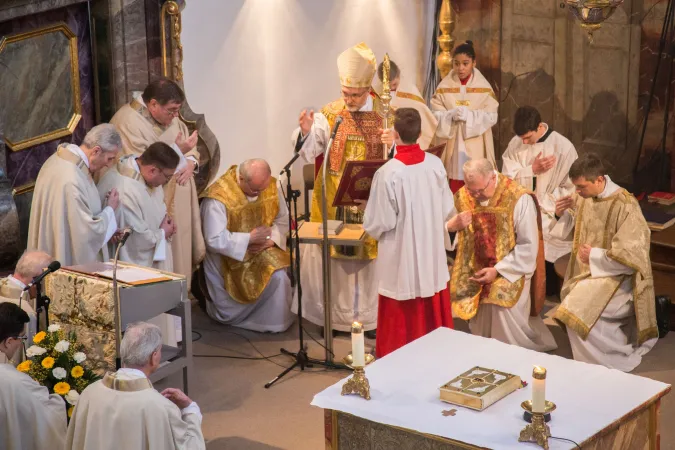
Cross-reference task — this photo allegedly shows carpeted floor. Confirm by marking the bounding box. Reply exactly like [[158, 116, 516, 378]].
[[156, 301, 675, 449]]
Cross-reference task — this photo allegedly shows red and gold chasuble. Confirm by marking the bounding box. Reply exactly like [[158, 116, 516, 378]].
[[200, 166, 290, 304], [450, 175, 546, 320], [310, 95, 393, 260]]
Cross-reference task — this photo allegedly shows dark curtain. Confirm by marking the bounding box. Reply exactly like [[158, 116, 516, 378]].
[[423, 0, 443, 103]]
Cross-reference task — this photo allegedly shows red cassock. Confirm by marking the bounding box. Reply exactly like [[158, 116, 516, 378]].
[[374, 144, 454, 358]]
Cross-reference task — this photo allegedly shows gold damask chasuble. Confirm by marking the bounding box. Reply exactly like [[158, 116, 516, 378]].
[[200, 166, 290, 304], [310, 96, 393, 260], [450, 175, 546, 320], [555, 189, 658, 344]]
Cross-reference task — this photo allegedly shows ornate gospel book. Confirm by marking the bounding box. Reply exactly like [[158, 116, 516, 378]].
[[333, 146, 449, 207], [439, 366, 522, 411], [333, 159, 386, 207]]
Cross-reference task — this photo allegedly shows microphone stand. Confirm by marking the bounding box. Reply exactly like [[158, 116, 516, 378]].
[[35, 281, 50, 331], [113, 233, 131, 370], [265, 125, 348, 389]]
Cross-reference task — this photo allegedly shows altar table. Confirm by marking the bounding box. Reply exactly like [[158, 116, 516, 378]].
[[312, 328, 670, 449]]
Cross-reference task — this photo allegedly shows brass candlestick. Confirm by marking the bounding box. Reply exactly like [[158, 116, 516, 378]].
[[341, 353, 375, 400], [518, 400, 557, 450]]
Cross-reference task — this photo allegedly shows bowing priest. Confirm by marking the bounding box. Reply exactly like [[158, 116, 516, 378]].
[[551, 154, 658, 371], [97, 142, 179, 270], [447, 158, 557, 352], [291, 42, 391, 337], [199, 159, 294, 332], [28, 124, 121, 265], [0, 250, 53, 365], [66, 322, 205, 449], [0, 303, 67, 450], [501, 106, 578, 294], [363, 108, 454, 357], [110, 78, 205, 288], [372, 59, 438, 149]]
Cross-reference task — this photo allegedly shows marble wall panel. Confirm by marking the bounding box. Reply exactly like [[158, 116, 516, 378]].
[[0, 2, 95, 188], [513, 0, 555, 17], [0, 0, 86, 23]]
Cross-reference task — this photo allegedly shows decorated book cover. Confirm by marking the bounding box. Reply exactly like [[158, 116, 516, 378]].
[[333, 159, 386, 207], [439, 366, 522, 411]]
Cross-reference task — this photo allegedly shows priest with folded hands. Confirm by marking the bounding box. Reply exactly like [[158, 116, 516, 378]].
[[363, 108, 454, 357]]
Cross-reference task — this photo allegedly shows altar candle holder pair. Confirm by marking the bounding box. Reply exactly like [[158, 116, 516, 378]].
[[518, 367, 557, 450]]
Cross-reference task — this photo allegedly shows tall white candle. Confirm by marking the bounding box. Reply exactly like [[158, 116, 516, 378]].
[[351, 322, 365, 367], [532, 366, 547, 413]]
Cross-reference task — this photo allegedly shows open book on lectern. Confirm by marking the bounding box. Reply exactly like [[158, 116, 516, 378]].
[[332, 143, 446, 207]]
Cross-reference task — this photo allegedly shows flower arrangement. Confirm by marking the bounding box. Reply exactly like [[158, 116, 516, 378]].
[[17, 324, 99, 418]]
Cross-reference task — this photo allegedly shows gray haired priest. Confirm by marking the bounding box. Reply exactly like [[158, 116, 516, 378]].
[[199, 159, 293, 332], [28, 124, 121, 265], [65, 321, 205, 449], [551, 153, 658, 371]]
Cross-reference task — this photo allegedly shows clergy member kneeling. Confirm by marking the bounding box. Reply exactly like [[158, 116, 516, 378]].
[[447, 159, 557, 352], [97, 142, 179, 270], [199, 159, 294, 332], [0, 303, 67, 450], [0, 250, 53, 364], [65, 322, 205, 449], [363, 108, 454, 358], [28, 124, 121, 265], [551, 154, 658, 371]]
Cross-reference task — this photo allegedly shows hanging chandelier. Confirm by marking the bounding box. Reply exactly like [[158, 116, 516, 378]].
[[564, 0, 625, 42]]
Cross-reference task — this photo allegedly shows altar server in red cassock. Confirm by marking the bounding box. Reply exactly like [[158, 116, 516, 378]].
[[363, 108, 454, 357]]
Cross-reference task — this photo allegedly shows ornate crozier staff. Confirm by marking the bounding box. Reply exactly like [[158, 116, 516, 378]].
[[380, 53, 392, 159]]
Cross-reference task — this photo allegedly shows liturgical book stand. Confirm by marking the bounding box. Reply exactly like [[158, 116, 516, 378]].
[[45, 261, 192, 393]]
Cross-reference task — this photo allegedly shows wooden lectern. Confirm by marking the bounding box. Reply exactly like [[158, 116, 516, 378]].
[[45, 261, 192, 393]]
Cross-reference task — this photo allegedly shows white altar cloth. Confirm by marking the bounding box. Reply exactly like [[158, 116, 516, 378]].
[[312, 328, 670, 449]]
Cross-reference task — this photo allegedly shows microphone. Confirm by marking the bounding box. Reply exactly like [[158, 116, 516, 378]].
[[23, 261, 61, 292], [119, 227, 133, 246], [330, 116, 344, 139]]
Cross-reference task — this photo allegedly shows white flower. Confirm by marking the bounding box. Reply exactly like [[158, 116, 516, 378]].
[[65, 390, 80, 405], [47, 324, 61, 332], [26, 345, 47, 358], [73, 352, 86, 364], [54, 340, 70, 353], [52, 367, 67, 380]]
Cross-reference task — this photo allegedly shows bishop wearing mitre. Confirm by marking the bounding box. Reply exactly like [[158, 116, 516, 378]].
[[110, 78, 205, 287], [291, 43, 391, 335]]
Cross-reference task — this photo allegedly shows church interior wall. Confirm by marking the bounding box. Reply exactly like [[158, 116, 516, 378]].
[[180, 0, 436, 214]]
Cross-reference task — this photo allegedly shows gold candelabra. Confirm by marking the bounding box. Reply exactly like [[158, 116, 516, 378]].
[[341, 353, 375, 400], [436, 0, 455, 79]]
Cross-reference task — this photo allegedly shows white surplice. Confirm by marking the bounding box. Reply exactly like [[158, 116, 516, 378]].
[[291, 96, 379, 331], [449, 181, 557, 352], [65, 368, 205, 450], [28, 144, 117, 266], [550, 176, 658, 371], [363, 153, 453, 300], [501, 125, 578, 263], [0, 363, 67, 450], [200, 185, 294, 332]]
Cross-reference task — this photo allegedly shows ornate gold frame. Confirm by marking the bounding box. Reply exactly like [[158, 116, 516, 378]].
[[0, 23, 81, 151], [161, 1, 184, 81]]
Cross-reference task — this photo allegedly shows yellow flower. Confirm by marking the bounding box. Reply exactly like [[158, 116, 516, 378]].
[[41, 357, 55, 369], [54, 382, 70, 395], [71, 366, 84, 378], [67, 406, 74, 418], [16, 360, 32, 372], [33, 331, 46, 344]]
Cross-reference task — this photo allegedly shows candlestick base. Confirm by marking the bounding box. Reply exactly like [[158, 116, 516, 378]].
[[341, 354, 374, 400], [518, 401, 557, 450], [522, 400, 556, 423]]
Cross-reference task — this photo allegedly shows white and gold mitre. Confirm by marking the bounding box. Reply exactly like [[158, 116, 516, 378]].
[[337, 42, 377, 88]]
